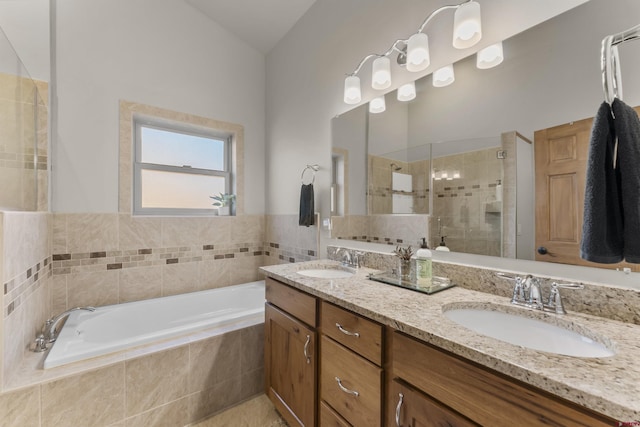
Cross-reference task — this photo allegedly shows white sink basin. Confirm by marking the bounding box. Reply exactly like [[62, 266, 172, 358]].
[[297, 268, 355, 279], [443, 307, 614, 358]]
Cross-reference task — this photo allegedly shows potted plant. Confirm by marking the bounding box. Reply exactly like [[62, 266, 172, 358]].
[[210, 192, 235, 216]]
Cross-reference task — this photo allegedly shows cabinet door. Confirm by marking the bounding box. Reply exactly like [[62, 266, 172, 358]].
[[265, 303, 316, 427], [388, 379, 478, 427]]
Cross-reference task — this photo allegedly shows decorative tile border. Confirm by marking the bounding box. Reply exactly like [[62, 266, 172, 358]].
[[3, 256, 52, 318], [51, 242, 265, 275], [264, 242, 317, 264]]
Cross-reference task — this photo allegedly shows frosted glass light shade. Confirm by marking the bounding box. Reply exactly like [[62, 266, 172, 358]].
[[433, 64, 455, 87], [406, 33, 430, 72], [372, 56, 391, 90], [453, 1, 482, 49], [476, 42, 504, 69], [344, 75, 361, 104], [369, 95, 386, 114], [397, 82, 416, 101]]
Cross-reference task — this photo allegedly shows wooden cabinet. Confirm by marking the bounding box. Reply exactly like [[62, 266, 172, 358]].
[[265, 278, 318, 427], [387, 379, 478, 427], [390, 331, 616, 427], [263, 276, 616, 427], [319, 301, 384, 427]]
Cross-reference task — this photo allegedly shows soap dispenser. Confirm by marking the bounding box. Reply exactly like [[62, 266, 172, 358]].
[[415, 246, 432, 287]]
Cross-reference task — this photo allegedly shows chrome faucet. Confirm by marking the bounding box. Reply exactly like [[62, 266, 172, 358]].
[[336, 248, 363, 268], [497, 273, 583, 314], [44, 307, 96, 343]]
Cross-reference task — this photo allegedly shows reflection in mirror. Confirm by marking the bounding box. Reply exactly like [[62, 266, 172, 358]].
[[0, 23, 48, 211], [331, 0, 640, 268]]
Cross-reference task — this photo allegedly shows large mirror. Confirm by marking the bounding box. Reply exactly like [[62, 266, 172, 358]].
[[331, 0, 640, 268]]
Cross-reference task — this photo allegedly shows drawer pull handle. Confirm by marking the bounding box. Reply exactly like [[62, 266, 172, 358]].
[[303, 335, 311, 364], [395, 392, 404, 427], [335, 323, 360, 338], [335, 376, 359, 397]]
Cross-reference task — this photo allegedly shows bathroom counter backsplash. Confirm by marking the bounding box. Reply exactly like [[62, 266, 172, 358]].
[[260, 260, 640, 422], [326, 245, 640, 324]]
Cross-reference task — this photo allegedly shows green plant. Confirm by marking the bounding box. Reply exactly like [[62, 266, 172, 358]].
[[394, 245, 414, 260], [210, 192, 236, 207]]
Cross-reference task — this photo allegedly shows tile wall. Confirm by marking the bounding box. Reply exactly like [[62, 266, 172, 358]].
[[0, 323, 264, 426], [331, 214, 429, 248], [431, 147, 503, 255], [368, 155, 430, 215], [1, 212, 52, 390], [264, 214, 319, 265], [0, 210, 318, 425], [0, 75, 48, 212], [50, 214, 266, 314]]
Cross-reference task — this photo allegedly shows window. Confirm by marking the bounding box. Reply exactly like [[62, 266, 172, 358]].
[[133, 118, 232, 215]]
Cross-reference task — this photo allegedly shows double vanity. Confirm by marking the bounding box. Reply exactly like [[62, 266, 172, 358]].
[[261, 259, 640, 426]]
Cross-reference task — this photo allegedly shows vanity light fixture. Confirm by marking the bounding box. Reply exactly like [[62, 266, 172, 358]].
[[344, 75, 362, 104], [476, 41, 504, 69], [372, 56, 392, 90], [433, 64, 456, 87], [397, 82, 416, 101], [452, 1, 482, 49], [369, 95, 386, 113], [343, 0, 482, 105]]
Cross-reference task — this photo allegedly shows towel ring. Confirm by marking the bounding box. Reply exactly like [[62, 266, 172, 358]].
[[301, 164, 319, 185]]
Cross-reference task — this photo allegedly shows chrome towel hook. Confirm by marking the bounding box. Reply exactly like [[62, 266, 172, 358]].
[[301, 164, 319, 185]]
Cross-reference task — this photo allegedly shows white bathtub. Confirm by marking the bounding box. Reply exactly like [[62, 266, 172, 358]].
[[44, 280, 265, 369]]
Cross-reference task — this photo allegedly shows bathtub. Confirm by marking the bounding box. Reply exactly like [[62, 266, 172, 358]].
[[44, 280, 265, 369]]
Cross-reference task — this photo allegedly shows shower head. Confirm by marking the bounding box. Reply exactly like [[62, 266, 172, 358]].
[[390, 163, 402, 171]]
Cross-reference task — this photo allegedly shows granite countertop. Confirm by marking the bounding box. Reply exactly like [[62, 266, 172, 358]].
[[260, 259, 640, 422]]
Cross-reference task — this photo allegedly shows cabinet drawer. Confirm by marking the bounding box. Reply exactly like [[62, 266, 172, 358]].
[[392, 332, 615, 427], [266, 277, 317, 327], [388, 379, 478, 427], [320, 336, 382, 427], [320, 401, 351, 427], [320, 301, 382, 365]]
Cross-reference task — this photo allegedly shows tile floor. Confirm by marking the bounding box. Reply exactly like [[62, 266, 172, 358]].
[[191, 394, 287, 427]]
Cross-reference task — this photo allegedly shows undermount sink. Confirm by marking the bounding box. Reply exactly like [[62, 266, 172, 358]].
[[296, 268, 355, 279], [443, 306, 615, 358]]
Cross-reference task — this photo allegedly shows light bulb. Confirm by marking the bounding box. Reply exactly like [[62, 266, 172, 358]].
[[406, 33, 430, 72], [343, 75, 361, 104], [369, 95, 386, 114], [397, 82, 416, 101], [453, 1, 482, 49], [476, 42, 504, 69], [433, 65, 455, 87], [372, 56, 391, 90]]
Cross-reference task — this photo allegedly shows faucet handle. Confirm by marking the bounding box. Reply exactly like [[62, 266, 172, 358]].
[[547, 282, 584, 314]]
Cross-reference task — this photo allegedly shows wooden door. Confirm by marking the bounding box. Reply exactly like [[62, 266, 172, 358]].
[[534, 112, 640, 271], [265, 303, 317, 427], [388, 379, 478, 427]]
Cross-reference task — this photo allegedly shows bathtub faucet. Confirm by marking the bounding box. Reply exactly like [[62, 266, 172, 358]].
[[44, 306, 96, 344]]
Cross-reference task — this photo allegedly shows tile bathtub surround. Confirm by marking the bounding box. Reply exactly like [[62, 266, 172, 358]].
[[1, 212, 52, 391], [50, 213, 266, 311], [327, 245, 640, 325], [0, 323, 264, 426]]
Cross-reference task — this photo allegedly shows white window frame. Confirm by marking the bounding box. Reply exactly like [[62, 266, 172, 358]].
[[133, 117, 232, 216]]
